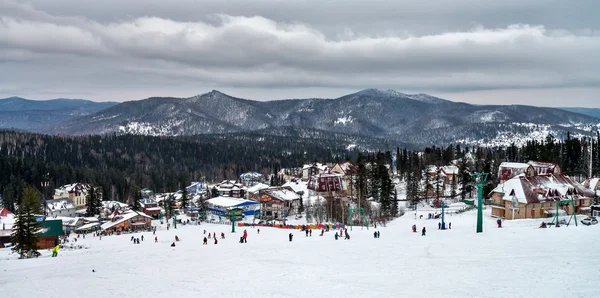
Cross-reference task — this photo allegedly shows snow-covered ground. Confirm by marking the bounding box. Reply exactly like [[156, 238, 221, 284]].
[[1, 209, 598, 298]]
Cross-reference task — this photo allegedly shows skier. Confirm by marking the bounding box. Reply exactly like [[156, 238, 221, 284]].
[[208, 233, 212, 239], [305, 229, 309, 237], [449, 222, 452, 229], [203, 237, 208, 245], [242, 230, 248, 243], [497, 219, 502, 228], [204, 229, 206, 235], [213, 232, 216, 239], [155, 236, 158, 243], [258, 229, 260, 234], [289, 233, 293, 242], [214, 237, 218, 245], [221, 232, 225, 239], [422, 227, 426, 236], [175, 235, 180, 242], [374, 231, 377, 238], [320, 229, 324, 236], [51, 245, 60, 257], [171, 242, 176, 247], [141, 235, 144, 241], [309, 229, 312, 237], [334, 232, 339, 240], [131, 236, 135, 242], [377, 231, 381, 238], [438, 222, 441, 230], [345, 230, 350, 240]]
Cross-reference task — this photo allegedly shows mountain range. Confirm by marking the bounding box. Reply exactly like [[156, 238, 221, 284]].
[[34, 89, 599, 148], [0, 97, 118, 130]]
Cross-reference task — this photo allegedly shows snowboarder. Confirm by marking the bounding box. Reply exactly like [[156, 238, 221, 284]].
[[221, 232, 225, 239], [421, 227, 426, 236], [203, 237, 208, 245], [171, 242, 176, 247], [289, 233, 293, 242], [334, 232, 339, 240], [438, 222, 441, 230], [51, 245, 59, 257]]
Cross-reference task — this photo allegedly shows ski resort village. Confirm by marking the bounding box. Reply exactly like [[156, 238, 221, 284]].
[[2, 157, 600, 298]]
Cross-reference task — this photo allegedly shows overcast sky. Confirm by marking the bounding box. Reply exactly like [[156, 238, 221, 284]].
[[1, 0, 599, 107]]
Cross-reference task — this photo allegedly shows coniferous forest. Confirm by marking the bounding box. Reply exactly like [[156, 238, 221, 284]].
[[0, 130, 598, 216]]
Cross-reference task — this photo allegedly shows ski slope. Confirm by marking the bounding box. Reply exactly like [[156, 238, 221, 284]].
[[1, 209, 598, 298]]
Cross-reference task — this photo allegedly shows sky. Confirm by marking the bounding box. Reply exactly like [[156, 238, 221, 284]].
[[0, 0, 599, 107]]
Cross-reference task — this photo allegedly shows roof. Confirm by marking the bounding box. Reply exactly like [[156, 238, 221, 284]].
[[0, 208, 13, 217], [46, 198, 76, 211], [206, 197, 259, 208], [263, 189, 301, 201], [527, 161, 560, 175], [246, 183, 270, 193], [102, 201, 129, 209], [101, 210, 152, 230], [76, 222, 101, 231], [282, 181, 309, 195], [441, 166, 459, 175], [499, 162, 530, 169], [335, 161, 358, 175], [40, 220, 64, 237], [54, 183, 91, 197], [490, 174, 595, 204]]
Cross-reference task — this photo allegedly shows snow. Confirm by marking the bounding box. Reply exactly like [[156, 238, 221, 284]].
[[334, 116, 354, 125], [2, 208, 599, 298], [206, 197, 257, 208], [246, 183, 270, 194], [499, 162, 530, 169]]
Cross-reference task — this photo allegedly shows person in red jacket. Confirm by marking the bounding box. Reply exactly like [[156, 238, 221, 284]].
[[214, 237, 218, 245], [242, 230, 248, 243], [221, 232, 225, 239]]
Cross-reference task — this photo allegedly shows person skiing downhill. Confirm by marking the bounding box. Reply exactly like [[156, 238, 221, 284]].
[[289, 233, 293, 242], [51, 245, 60, 257], [155, 236, 158, 243], [422, 227, 426, 236], [214, 237, 218, 245]]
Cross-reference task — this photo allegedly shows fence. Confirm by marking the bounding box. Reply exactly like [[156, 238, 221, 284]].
[[237, 222, 346, 230]]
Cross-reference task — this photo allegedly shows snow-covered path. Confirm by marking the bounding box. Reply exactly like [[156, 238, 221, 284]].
[[1, 210, 598, 298]]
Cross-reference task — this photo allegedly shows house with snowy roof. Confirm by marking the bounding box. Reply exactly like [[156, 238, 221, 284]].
[[584, 178, 600, 196], [53, 183, 91, 209], [498, 162, 535, 183], [527, 161, 561, 176], [101, 210, 152, 232], [440, 165, 459, 184], [489, 174, 594, 220], [302, 163, 328, 181], [307, 172, 345, 196], [45, 198, 77, 218], [140, 198, 161, 218], [258, 187, 302, 220], [240, 172, 265, 187], [216, 180, 246, 198], [246, 183, 271, 201]]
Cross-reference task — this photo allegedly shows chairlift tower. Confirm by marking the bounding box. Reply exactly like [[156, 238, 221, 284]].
[[472, 172, 489, 233]]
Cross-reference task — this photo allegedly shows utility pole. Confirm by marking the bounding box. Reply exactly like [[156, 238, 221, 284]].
[[590, 125, 594, 178]]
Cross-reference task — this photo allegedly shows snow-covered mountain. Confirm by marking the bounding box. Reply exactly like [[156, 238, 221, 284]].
[[0, 96, 118, 130], [43, 89, 600, 147]]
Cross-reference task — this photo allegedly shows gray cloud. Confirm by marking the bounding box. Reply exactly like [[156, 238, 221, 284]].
[[0, 0, 599, 107]]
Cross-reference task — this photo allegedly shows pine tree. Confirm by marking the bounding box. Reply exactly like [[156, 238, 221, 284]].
[[180, 187, 189, 210], [11, 186, 42, 258], [86, 187, 102, 217], [132, 188, 142, 211]]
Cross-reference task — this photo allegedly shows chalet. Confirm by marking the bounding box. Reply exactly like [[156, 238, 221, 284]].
[[0, 209, 14, 248], [101, 210, 152, 233], [216, 180, 246, 198], [246, 183, 271, 201], [489, 174, 594, 220], [0, 208, 13, 218], [331, 161, 359, 195], [258, 187, 301, 221], [528, 161, 561, 176], [498, 162, 535, 183], [240, 172, 265, 187], [307, 172, 344, 196], [302, 163, 328, 181], [141, 188, 155, 199], [38, 219, 64, 249], [45, 198, 77, 218], [53, 183, 91, 209], [140, 198, 161, 219], [440, 165, 459, 185]]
